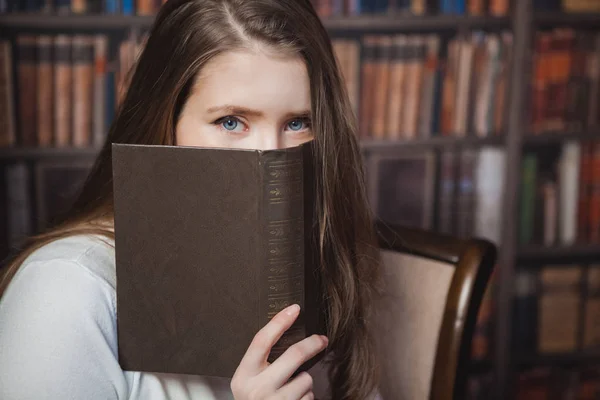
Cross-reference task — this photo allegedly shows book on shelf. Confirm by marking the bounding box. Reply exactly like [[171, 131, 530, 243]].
[[530, 29, 600, 136], [366, 150, 436, 230], [112, 140, 327, 378], [583, 265, 600, 350], [512, 269, 538, 353], [0, 39, 15, 148], [4, 162, 32, 256], [33, 160, 93, 230], [517, 140, 600, 247], [538, 265, 583, 353], [562, 0, 600, 13], [0, 0, 512, 16], [0, 33, 146, 149], [514, 366, 600, 400], [337, 30, 512, 141]]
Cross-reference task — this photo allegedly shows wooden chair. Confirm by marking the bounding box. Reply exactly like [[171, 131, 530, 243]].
[[372, 221, 497, 400]]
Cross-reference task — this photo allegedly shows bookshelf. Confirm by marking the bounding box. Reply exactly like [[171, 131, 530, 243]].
[[1, 1, 600, 399], [0, 13, 511, 32], [0, 147, 102, 160]]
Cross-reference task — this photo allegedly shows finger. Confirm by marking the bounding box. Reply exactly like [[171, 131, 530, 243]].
[[300, 393, 315, 400], [275, 371, 313, 399], [237, 304, 301, 373], [261, 334, 328, 388]]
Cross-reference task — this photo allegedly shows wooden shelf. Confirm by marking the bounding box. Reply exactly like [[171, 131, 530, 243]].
[[360, 135, 505, 151], [535, 12, 600, 27], [470, 358, 493, 374], [517, 351, 600, 367], [0, 14, 154, 31], [523, 130, 600, 145], [0, 13, 511, 32], [323, 14, 511, 32], [0, 147, 101, 160], [517, 244, 600, 262]]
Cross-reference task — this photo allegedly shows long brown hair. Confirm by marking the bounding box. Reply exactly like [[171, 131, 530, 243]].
[[0, 0, 382, 398]]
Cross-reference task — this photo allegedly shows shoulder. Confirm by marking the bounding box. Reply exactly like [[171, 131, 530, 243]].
[[1, 233, 118, 332], [0, 234, 128, 399], [20, 233, 117, 291]]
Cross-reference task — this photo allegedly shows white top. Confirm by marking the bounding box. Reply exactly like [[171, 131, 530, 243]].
[[0, 235, 337, 400]]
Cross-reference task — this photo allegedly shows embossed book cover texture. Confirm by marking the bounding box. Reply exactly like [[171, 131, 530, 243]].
[[112, 141, 326, 378]]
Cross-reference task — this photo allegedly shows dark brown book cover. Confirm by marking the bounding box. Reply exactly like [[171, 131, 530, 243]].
[[112, 141, 327, 378]]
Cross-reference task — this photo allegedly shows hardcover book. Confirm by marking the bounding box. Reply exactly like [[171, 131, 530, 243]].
[[112, 141, 327, 378]]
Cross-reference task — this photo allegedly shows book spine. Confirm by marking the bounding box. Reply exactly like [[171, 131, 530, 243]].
[[578, 142, 593, 242], [512, 270, 537, 353], [260, 148, 306, 362], [93, 35, 107, 148], [346, 40, 360, 118], [456, 149, 477, 238], [538, 266, 583, 353], [359, 36, 377, 139], [403, 35, 425, 139], [371, 36, 392, 140], [17, 35, 37, 147], [53, 35, 71, 148], [6, 162, 32, 250], [72, 35, 94, 148], [437, 149, 456, 235], [583, 266, 600, 348], [519, 154, 537, 244], [559, 142, 580, 245], [589, 142, 600, 243], [385, 34, 407, 139], [0, 40, 16, 147], [36, 35, 53, 147], [417, 35, 440, 138]]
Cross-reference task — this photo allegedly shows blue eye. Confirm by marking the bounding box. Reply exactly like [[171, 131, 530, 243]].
[[287, 119, 309, 132], [221, 117, 239, 131]]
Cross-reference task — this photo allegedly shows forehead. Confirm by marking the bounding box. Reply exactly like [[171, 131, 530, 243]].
[[191, 49, 311, 114]]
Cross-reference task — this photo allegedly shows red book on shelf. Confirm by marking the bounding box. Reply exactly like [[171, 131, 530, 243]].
[[578, 142, 593, 243], [589, 142, 600, 243]]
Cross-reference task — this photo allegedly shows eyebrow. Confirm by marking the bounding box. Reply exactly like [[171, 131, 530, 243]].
[[206, 105, 311, 119]]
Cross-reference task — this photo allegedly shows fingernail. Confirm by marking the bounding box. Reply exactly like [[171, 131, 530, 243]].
[[321, 336, 329, 345], [285, 304, 300, 316]]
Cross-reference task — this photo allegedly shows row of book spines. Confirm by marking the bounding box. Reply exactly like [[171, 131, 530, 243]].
[[0, 0, 165, 15], [531, 29, 600, 134], [514, 366, 600, 400], [513, 265, 600, 355], [0, 0, 510, 15], [535, 0, 600, 12], [519, 141, 600, 247], [2, 34, 142, 148], [312, 0, 510, 16], [351, 32, 512, 140]]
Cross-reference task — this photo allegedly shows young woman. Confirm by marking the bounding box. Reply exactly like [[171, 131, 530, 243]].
[[0, 0, 382, 399]]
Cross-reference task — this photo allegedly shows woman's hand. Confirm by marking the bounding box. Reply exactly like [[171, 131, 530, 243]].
[[230, 304, 328, 400]]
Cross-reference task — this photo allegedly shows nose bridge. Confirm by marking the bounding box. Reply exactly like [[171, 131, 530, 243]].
[[256, 123, 282, 150]]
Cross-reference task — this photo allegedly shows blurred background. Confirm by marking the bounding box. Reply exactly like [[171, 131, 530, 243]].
[[0, 0, 599, 398]]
